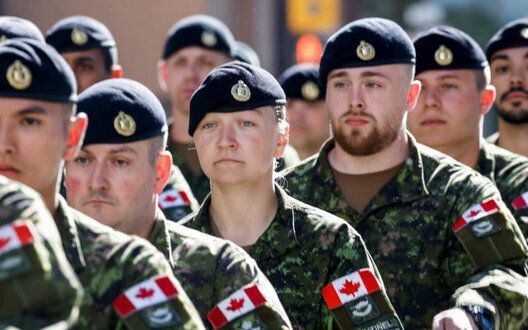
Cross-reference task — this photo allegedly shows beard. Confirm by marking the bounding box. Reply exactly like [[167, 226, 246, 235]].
[[496, 87, 528, 124], [331, 110, 401, 156]]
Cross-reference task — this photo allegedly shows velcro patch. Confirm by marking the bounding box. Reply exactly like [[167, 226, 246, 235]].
[[512, 192, 528, 211], [322, 268, 381, 310], [0, 220, 36, 256], [207, 283, 267, 329], [452, 198, 500, 232]]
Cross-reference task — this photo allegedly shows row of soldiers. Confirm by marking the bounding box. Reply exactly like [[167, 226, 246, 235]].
[[0, 12, 527, 330]]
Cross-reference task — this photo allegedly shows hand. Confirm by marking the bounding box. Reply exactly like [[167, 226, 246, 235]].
[[432, 308, 479, 330]]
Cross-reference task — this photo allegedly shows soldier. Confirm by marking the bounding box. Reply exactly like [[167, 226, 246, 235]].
[[0, 38, 205, 329], [485, 18, 528, 157], [281, 18, 528, 329], [180, 61, 403, 329], [234, 40, 261, 66], [279, 64, 330, 160], [408, 25, 528, 237], [0, 176, 82, 329], [63, 77, 292, 329], [0, 16, 44, 43]]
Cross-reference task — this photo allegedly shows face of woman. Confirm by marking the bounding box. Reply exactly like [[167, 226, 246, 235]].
[[193, 106, 287, 185]]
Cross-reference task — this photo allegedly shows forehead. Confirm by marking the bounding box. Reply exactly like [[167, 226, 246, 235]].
[[0, 97, 64, 113], [490, 46, 528, 62], [81, 140, 149, 156], [327, 64, 406, 80], [166, 46, 228, 62], [61, 48, 106, 64], [416, 69, 476, 82], [202, 106, 274, 120]]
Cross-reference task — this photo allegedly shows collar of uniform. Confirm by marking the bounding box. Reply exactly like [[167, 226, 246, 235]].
[[486, 132, 499, 145], [148, 209, 176, 268], [55, 196, 86, 271], [475, 142, 497, 183]]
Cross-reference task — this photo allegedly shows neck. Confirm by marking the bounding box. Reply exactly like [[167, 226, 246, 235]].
[[296, 146, 320, 161], [170, 109, 193, 144], [497, 119, 528, 157], [328, 130, 409, 174], [209, 178, 277, 246], [434, 136, 481, 168]]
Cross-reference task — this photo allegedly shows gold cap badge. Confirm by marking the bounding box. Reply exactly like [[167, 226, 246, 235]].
[[231, 80, 251, 102], [301, 81, 320, 101], [434, 45, 453, 66], [71, 28, 88, 46], [113, 111, 136, 137], [201, 31, 217, 47], [521, 27, 528, 39], [6, 60, 32, 90], [0, 35, 8, 43], [356, 41, 375, 61]]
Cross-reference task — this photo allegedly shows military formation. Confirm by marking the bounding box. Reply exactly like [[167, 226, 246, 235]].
[[0, 10, 527, 330]]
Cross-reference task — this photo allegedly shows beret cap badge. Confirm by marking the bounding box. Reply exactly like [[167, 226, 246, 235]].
[[0, 35, 7, 43], [301, 81, 320, 101], [356, 41, 375, 61], [522, 27, 528, 39], [113, 111, 136, 137], [231, 80, 251, 102], [201, 31, 217, 47], [434, 45, 453, 66], [71, 28, 88, 46], [6, 60, 32, 90]]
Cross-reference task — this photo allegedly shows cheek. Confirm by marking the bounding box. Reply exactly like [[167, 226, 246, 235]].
[[64, 175, 83, 199]]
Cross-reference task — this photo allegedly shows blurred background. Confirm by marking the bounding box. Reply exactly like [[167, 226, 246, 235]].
[[2, 0, 527, 135]]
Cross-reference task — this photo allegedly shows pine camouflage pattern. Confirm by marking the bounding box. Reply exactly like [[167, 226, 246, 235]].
[[160, 165, 200, 221], [149, 210, 292, 329], [0, 177, 82, 329], [281, 135, 528, 329], [181, 185, 403, 330], [476, 141, 528, 237], [55, 197, 205, 329]]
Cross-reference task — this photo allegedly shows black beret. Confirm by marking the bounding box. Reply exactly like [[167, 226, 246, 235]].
[[234, 40, 261, 66], [46, 16, 116, 53], [320, 17, 415, 86], [189, 61, 286, 136], [279, 64, 325, 102], [0, 39, 77, 103], [414, 25, 488, 75], [0, 16, 44, 43], [486, 17, 528, 60], [162, 15, 236, 60], [78, 78, 167, 145]]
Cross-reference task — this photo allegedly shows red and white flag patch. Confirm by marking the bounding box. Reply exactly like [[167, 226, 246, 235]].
[[322, 268, 381, 310], [113, 275, 180, 318], [207, 284, 267, 329], [158, 189, 191, 209], [452, 198, 501, 232], [0, 220, 36, 256], [512, 192, 528, 211]]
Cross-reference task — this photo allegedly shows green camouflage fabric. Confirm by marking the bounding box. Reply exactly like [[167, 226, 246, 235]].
[[281, 135, 528, 329], [276, 145, 301, 172], [0, 177, 82, 330], [181, 185, 403, 330], [55, 196, 205, 329], [149, 210, 292, 329], [159, 166, 200, 222], [486, 132, 499, 145], [476, 142, 528, 238]]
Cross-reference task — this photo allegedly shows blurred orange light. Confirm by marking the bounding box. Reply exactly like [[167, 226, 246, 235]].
[[295, 33, 323, 64]]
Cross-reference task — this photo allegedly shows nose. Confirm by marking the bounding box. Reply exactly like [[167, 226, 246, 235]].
[[0, 123, 16, 155], [423, 86, 441, 110], [217, 124, 237, 150], [88, 164, 109, 191], [509, 66, 526, 89], [348, 86, 365, 111], [288, 102, 305, 120]]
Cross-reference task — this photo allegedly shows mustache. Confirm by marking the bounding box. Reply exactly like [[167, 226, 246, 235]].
[[501, 86, 528, 102], [339, 109, 376, 121], [80, 192, 117, 205]]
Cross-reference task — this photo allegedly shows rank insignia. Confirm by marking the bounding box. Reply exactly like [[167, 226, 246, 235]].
[[201, 31, 217, 47], [114, 111, 136, 137], [356, 41, 375, 61], [301, 81, 320, 101], [434, 45, 453, 66], [521, 27, 528, 39], [231, 80, 251, 102], [71, 28, 88, 46], [6, 60, 32, 90]]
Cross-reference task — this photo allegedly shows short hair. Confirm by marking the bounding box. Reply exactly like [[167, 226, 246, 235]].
[[147, 131, 168, 167], [274, 105, 288, 134]]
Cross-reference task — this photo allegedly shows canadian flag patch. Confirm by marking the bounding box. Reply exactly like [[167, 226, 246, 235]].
[[0, 220, 36, 256], [158, 189, 191, 209], [112, 275, 180, 318], [512, 192, 528, 211], [452, 198, 501, 232], [322, 269, 381, 310], [207, 284, 267, 329]]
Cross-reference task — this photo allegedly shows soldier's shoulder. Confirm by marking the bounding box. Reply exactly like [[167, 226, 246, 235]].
[[487, 143, 528, 178], [281, 152, 319, 178]]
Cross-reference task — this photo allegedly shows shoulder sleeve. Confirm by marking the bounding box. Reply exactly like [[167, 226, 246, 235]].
[[159, 165, 200, 222]]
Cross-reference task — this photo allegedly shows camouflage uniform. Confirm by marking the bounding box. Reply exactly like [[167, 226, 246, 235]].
[[476, 142, 528, 237], [181, 185, 403, 330], [56, 196, 205, 329], [486, 132, 499, 145], [0, 177, 82, 329], [149, 210, 292, 329], [159, 165, 200, 222], [281, 135, 528, 329]]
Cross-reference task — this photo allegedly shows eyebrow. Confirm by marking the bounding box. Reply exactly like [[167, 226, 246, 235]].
[[436, 74, 462, 80], [17, 106, 48, 116], [107, 146, 138, 155], [490, 51, 528, 62], [327, 70, 392, 81]]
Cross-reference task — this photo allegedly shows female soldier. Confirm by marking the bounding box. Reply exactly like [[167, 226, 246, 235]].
[[180, 61, 402, 330]]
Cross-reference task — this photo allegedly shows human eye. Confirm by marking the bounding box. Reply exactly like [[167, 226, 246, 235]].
[[74, 156, 91, 166], [241, 120, 255, 127], [20, 117, 41, 126], [442, 82, 458, 90], [112, 158, 130, 167], [201, 122, 216, 129], [332, 80, 348, 89], [365, 81, 382, 88], [493, 65, 509, 75]]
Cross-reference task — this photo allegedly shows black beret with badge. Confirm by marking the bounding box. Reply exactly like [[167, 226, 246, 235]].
[[0, 16, 44, 43], [414, 25, 488, 75], [0, 38, 77, 103], [485, 17, 528, 60], [162, 15, 236, 60], [319, 17, 415, 86], [78, 78, 167, 146], [189, 61, 286, 136], [279, 64, 325, 102]]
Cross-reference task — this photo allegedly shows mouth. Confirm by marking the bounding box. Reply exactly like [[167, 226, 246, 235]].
[[420, 118, 446, 126], [85, 199, 114, 206], [503, 90, 528, 102], [0, 165, 20, 177], [214, 158, 243, 165], [344, 116, 370, 126]]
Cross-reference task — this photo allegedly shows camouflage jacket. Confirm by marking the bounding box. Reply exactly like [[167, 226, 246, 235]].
[[149, 210, 292, 329], [181, 186, 403, 330], [281, 136, 528, 329], [159, 165, 200, 222], [0, 178, 82, 329], [56, 196, 205, 330], [486, 132, 499, 145], [476, 142, 528, 238]]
